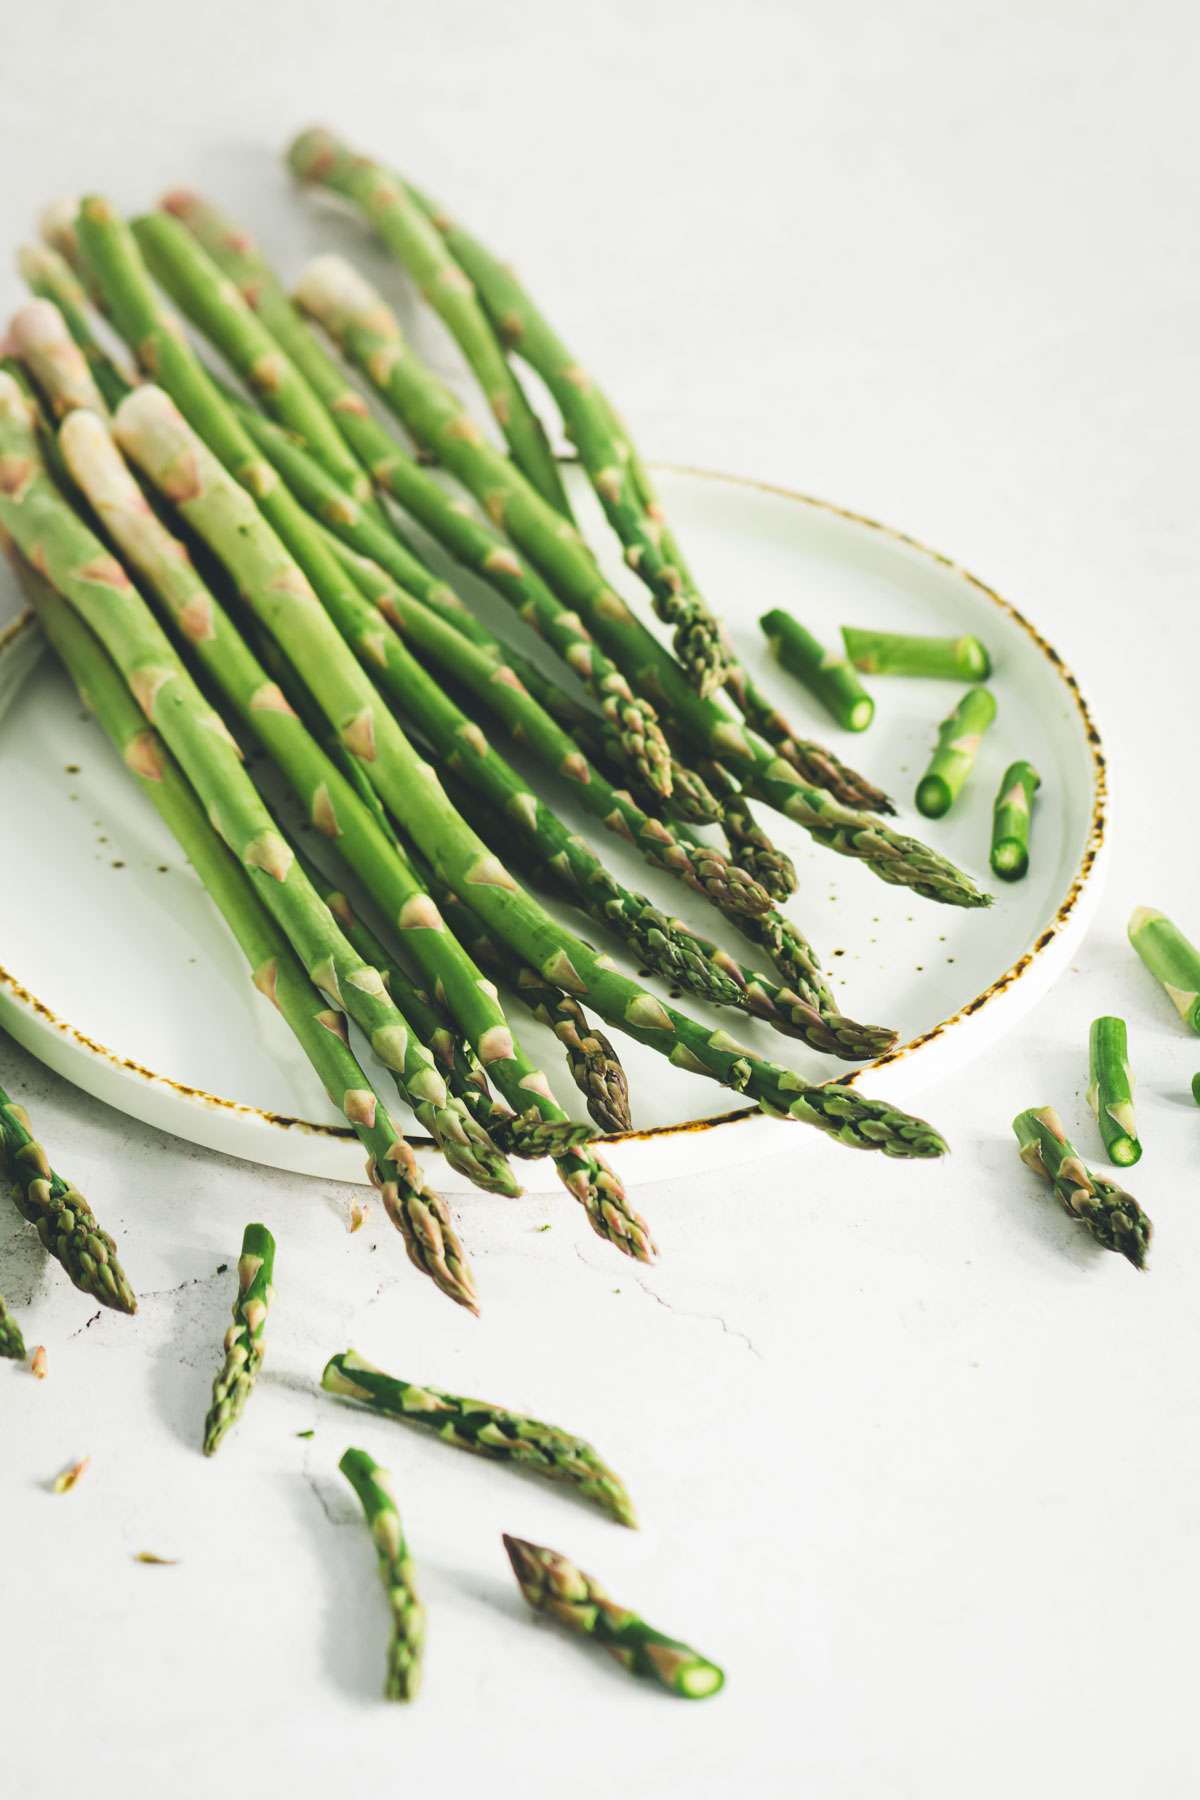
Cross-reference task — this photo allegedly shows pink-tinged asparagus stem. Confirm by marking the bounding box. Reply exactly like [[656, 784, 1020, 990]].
[[7, 299, 109, 419]]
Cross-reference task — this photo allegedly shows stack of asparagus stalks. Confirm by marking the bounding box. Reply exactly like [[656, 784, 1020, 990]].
[[1, 134, 992, 1312]]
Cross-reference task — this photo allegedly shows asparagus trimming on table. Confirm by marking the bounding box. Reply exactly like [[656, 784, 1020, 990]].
[[323, 1350, 636, 1526], [1087, 1017, 1141, 1167], [294, 256, 986, 909], [990, 759, 1040, 881], [1127, 907, 1200, 1034], [339, 1447, 425, 1702], [842, 627, 992, 681], [151, 191, 675, 801], [0, 1076, 135, 1314], [915, 686, 997, 818], [1013, 1106, 1151, 1269], [760, 608, 874, 732], [503, 1534, 724, 1698], [0, 378, 516, 1199], [203, 1222, 276, 1454], [27, 565, 479, 1310], [0, 1294, 26, 1360]]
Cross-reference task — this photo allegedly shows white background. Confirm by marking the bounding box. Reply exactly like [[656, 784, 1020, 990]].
[[2, 3, 1198, 1795]]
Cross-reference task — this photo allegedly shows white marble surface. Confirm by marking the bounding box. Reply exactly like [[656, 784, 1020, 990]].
[[2, 3, 1199, 1795]]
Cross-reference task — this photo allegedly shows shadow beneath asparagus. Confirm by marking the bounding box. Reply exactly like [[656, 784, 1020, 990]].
[[282, 1463, 383, 1707]]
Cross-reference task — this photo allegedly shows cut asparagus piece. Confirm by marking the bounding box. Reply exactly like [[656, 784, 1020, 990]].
[[1087, 1017, 1141, 1167], [0, 1294, 26, 1361], [1128, 907, 1200, 1034], [27, 563, 478, 1312], [293, 256, 986, 909], [1192, 1073, 1200, 1105], [339, 1447, 425, 1701], [842, 628, 992, 681], [1013, 1106, 1151, 1269], [0, 1079, 135, 1314], [990, 759, 1040, 881], [322, 1350, 636, 1526], [285, 134, 571, 516], [503, 1534, 724, 1698], [760, 609, 874, 732], [915, 687, 997, 818], [203, 1223, 276, 1454]]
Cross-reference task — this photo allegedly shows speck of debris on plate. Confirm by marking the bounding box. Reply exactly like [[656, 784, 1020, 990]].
[[111, 860, 125, 869], [216, 1263, 228, 1274], [51, 1456, 90, 1494], [535, 1223, 551, 1233], [65, 763, 79, 773], [296, 1430, 315, 1439], [135, 1552, 178, 1565]]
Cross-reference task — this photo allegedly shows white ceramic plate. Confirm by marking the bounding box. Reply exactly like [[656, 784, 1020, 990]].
[[0, 465, 1106, 1185]]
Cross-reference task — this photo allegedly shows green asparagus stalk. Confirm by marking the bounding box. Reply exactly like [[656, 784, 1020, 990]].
[[503, 1534, 724, 1698], [0, 1293, 26, 1360], [914, 687, 997, 818], [294, 257, 986, 909], [150, 189, 674, 799], [339, 1447, 425, 1702], [0, 1077, 135, 1313], [990, 759, 1040, 881], [16, 244, 135, 411], [1087, 1017, 1141, 1167], [1127, 907, 1200, 1034], [1191, 1073, 1200, 1106], [202, 1222, 275, 1454], [27, 563, 479, 1310], [0, 375, 514, 1199], [283, 138, 569, 517], [842, 627, 992, 681], [227, 404, 772, 925], [760, 609, 874, 732], [7, 298, 110, 419], [323, 1349, 635, 1526], [1013, 1106, 1151, 1269]]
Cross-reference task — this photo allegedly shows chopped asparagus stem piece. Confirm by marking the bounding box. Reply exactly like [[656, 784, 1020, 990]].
[[915, 687, 997, 818], [989, 759, 1040, 880], [1087, 1017, 1141, 1167], [1127, 907, 1200, 1034], [842, 628, 992, 681], [503, 1534, 724, 1698], [1013, 1105, 1151, 1268], [760, 609, 874, 732]]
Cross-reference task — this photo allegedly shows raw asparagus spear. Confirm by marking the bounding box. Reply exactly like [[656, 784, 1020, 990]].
[[151, 189, 674, 799], [283, 138, 569, 516], [915, 687, 997, 818], [990, 759, 1040, 881], [53, 392, 579, 1173], [295, 258, 986, 908], [1087, 1017, 1141, 1167], [0, 377, 514, 1199], [28, 564, 478, 1311], [1013, 1106, 1151, 1269], [0, 1080, 135, 1314], [227, 404, 771, 925], [691, 754, 797, 900], [1128, 907, 1200, 1034], [323, 1350, 635, 1526], [339, 1447, 425, 1702], [203, 1222, 275, 1454], [1192, 1073, 1200, 1106], [7, 298, 109, 419], [842, 627, 991, 681], [503, 1534, 724, 1698], [16, 243, 135, 410], [0, 1294, 26, 1360], [760, 609, 874, 731]]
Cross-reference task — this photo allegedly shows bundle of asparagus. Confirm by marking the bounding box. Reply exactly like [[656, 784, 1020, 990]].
[[1, 142, 1002, 1312]]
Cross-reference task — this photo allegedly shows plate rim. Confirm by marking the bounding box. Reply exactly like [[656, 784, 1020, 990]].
[[0, 469, 1107, 1157]]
